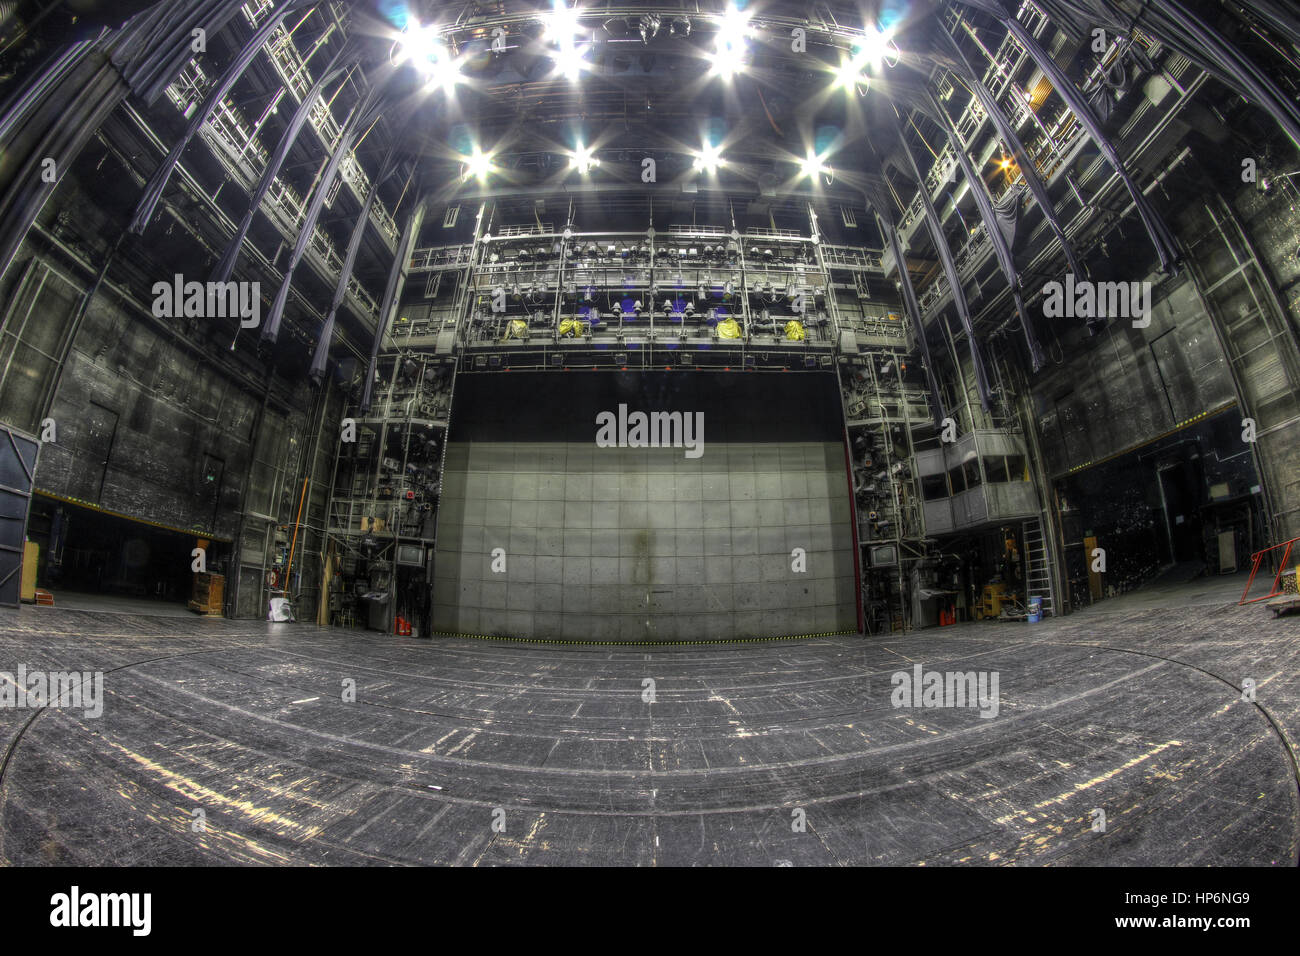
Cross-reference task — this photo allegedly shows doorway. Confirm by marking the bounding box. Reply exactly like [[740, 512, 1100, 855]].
[[1157, 458, 1204, 564]]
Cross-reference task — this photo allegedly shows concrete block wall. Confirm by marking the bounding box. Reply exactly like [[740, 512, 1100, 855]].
[[433, 440, 858, 641]]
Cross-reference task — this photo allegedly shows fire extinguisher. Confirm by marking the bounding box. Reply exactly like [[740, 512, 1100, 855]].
[[395, 616, 411, 636]]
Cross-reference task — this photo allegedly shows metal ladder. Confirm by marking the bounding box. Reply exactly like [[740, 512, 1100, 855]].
[[1023, 517, 1055, 617]]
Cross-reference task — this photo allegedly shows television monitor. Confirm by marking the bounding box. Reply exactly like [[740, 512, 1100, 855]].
[[395, 544, 424, 567], [869, 544, 898, 568]]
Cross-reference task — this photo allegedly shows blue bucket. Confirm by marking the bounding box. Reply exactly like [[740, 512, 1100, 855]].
[[1028, 596, 1042, 623]]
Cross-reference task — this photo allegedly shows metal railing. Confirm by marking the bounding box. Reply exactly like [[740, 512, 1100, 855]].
[[1240, 536, 1300, 605], [822, 245, 885, 271], [163, 57, 379, 316]]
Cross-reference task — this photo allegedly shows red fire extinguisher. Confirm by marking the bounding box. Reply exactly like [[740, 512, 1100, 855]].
[[395, 616, 411, 636]]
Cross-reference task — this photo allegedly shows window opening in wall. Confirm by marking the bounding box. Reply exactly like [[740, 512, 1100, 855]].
[[922, 473, 949, 500], [949, 465, 967, 495]]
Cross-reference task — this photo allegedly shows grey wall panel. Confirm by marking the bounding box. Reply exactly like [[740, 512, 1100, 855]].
[[924, 498, 954, 535], [433, 440, 856, 642]]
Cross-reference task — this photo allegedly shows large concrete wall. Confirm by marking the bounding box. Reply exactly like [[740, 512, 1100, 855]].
[[433, 440, 857, 641], [431, 370, 858, 642]]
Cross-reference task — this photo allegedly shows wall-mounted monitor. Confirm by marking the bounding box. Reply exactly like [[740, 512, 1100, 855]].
[[395, 544, 425, 567], [868, 544, 898, 568]]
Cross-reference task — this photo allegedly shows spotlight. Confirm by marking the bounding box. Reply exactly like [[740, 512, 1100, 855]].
[[559, 45, 592, 81], [462, 146, 494, 181], [542, 1, 581, 43], [398, 22, 463, 93], [799, 151, 828, 178], [832, 57, 873, 93], [543, 2, 590, 81], [693, 142, 724, 174], [570, 143, 599, 174], [835, 57, 869, 94], [710, 3, 751, 78], [669, 17, 691, 38], [603, 17, 630, 38], [710, 48, 743, 79], [638, 14, 661, 44], [715, 3, 752, 50], [835, 25, 899, 92], [855, 25, 900, 68], [397, 23, 440, 64]]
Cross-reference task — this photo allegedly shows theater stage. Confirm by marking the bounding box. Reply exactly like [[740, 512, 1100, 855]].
[[0, 586, 1296, 866]]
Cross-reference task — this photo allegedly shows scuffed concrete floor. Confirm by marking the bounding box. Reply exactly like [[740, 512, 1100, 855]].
[[0, 584, 1296, 866]]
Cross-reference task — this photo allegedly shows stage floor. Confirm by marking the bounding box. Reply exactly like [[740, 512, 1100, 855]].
[[1, 585, 1297, 866]]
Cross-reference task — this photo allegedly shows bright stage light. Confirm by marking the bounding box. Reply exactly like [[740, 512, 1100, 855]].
[[799, 151, 828, 178], [542, 1, 581, 42], [570, 143, 599, 173], [855, 26, 899, 67], [693, 143, 724, 174], [836, 57, 869, 94], [709, 4, 752, 79], [715, 4, 753, 50], [543, 2, 589, 81], [398, 22, 462, 93], [709, 48, 742, 79], [558, 43, 592, 81], [463, 146, 495, 181], [835, 25, 899, 92]]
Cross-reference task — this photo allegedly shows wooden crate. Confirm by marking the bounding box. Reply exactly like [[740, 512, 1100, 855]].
[[189, 572, 224, 616]]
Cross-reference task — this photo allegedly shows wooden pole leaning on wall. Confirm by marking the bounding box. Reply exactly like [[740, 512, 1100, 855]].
[[285, 477, 310, 596]]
